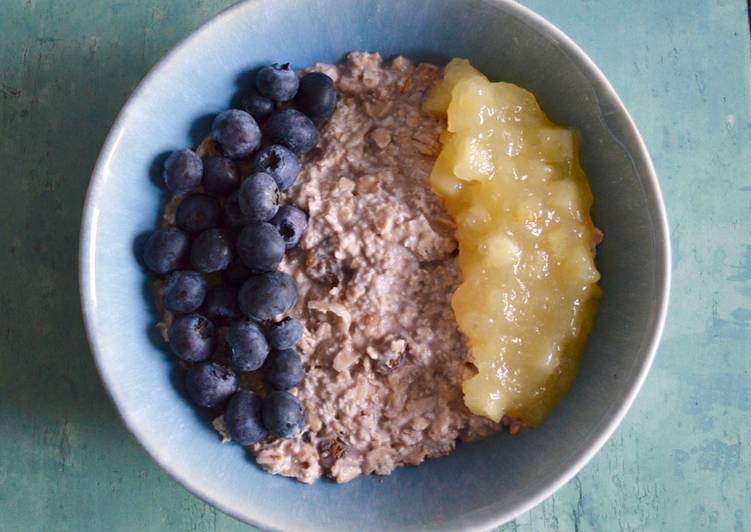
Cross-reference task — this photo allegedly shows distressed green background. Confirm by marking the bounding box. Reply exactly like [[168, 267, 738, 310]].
[[1, 0, 749, 530]]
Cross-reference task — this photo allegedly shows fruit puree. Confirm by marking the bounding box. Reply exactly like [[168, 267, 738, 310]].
[[426, 59, 601, 426]]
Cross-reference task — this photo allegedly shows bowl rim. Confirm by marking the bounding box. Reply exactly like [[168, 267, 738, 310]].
[[79, 0, 671, 529]]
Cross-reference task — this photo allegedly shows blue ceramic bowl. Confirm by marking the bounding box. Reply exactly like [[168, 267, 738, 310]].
[[80, 0, 670, 529]]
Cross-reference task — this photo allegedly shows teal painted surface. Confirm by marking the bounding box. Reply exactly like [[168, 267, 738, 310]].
[[0, 1, 748, 531]]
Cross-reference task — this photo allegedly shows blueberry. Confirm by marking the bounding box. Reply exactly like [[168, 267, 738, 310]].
[[202, 285, 241, 324], [238, 172, 280, 222], [235, 88, 275, 122], [227, 319, 269, 372], [236, 222, 285, 272], [175, 193, 221, 234], [168, 313, 215, 362], [270, 205, 308, 250], [211, 109, 261, 160], [190, 228, 234, 272], [225, 390, 268, 445], [295, 72, 337, 122], [255, 63, 299, 102], [185, 362, 237, 409], [262, 391, 304, 438], [265, 109, 319, 154], [238, 271, 297, 321], [203, 157, 240, 196], [163, 149, 203, 194], [143, 227, 190, 274], [263, 348, 305, 390], [252, 144, 300, 191], [162, 270, 207, 314], [223, 258, 252, 287], [223, 191, 251, 232], [267, 317, 303, 350]]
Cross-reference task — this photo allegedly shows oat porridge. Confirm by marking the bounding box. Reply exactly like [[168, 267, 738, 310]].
[[142, 51, 600, 485], [249, 52, 505, 483]]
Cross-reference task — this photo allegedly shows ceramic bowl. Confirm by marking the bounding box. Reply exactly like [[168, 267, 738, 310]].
[[79, 0, 670, 529]]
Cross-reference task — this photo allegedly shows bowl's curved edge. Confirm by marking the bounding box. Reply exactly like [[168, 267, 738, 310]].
[[463, 1, 672, 530], [79, 0, 671, 530], [78, 1, 287, 530]]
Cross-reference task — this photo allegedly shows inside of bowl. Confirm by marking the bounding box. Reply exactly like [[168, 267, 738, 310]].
[[83, 0, 668, 529]]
